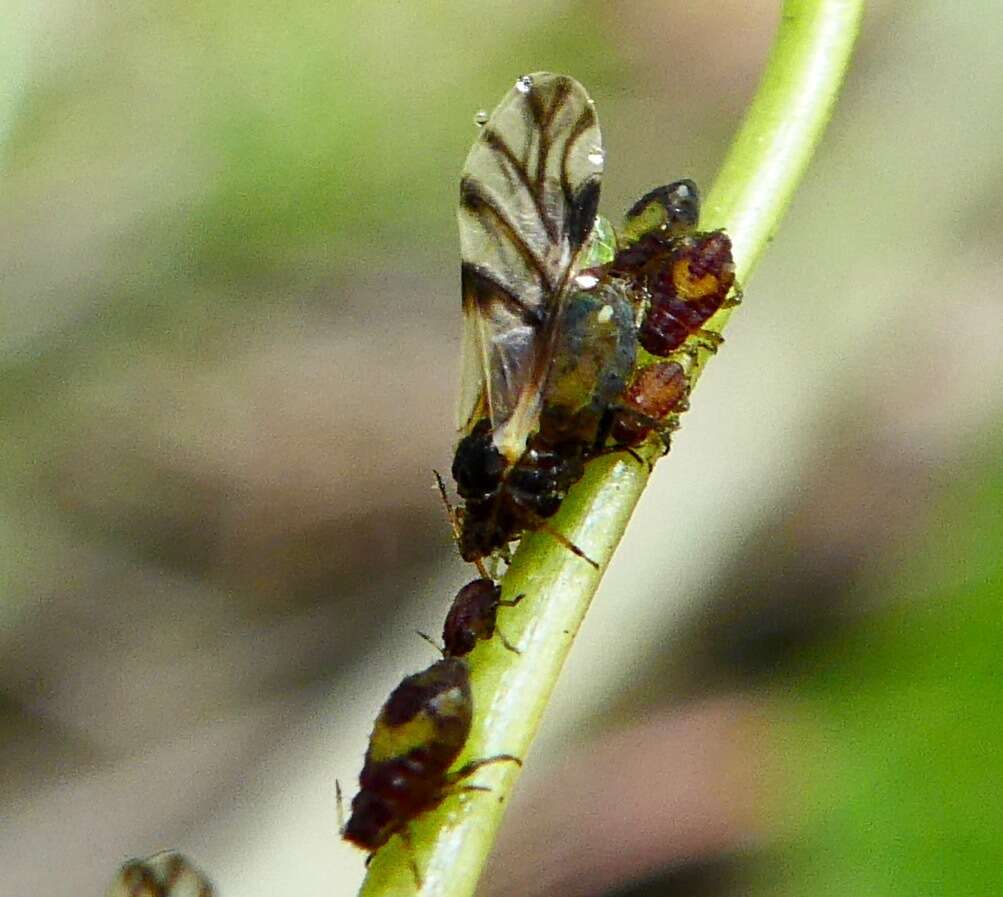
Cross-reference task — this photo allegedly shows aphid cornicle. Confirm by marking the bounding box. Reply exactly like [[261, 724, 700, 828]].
[[342, 658, 520, 881]]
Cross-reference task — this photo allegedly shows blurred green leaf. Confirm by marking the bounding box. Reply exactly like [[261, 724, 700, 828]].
[[769, 432, 1003, 896]]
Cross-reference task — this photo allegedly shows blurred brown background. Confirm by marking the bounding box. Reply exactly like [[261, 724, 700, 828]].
[[2, 2, 1002, 895]]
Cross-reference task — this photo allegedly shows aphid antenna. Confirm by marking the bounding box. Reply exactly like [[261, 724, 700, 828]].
[[533, 518, 599, 570], [416, 629, 446, 657], [433, 469, 490, 579]]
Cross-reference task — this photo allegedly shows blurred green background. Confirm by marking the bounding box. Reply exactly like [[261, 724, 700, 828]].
[[2, 2, 1002, 896]]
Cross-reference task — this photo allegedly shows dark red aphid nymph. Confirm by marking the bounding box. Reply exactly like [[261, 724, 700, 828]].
[[442, 578, 523, 657]]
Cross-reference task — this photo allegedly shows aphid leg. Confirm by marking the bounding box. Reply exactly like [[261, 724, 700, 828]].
[[447, 753, 523, 785], [455, 784, 493, 794], [605, 405, 665, 470], [625, 447, 649, 468], [652, 414, 684, 457], [335, 780, 346, 833], [592, 406, 617, 454], [416, 630, 445, 657], [397, 826, 423, 890], [534, 518, 599, 570], [495, 592, 524, 654], [496, 627, 521, 655], [434, 470, 489, 579], [722, 285, 744, 309], [692, 329, 725, 353]]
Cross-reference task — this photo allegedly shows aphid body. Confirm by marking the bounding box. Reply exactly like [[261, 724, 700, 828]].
[[342, 656, 520, 874], [442, 577, 522, 657], [609, 360, 689, 448], [343, 658, 473, 853], [609, 181, 736, 358], [453, 73, 622, 564]]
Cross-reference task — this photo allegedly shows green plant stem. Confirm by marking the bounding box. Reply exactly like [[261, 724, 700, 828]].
[[358, 1, 863, 894]]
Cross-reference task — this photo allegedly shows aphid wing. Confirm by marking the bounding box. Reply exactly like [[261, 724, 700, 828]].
[[458, 72, 603, 460], [456, 308, 488, 433]]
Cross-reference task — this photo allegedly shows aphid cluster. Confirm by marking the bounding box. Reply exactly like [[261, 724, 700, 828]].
[[451, 72, 737, 565], [342, 71, 738, 887]]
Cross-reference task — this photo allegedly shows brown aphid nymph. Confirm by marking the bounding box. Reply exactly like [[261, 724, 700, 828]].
[[609, 360, 690, 449], [342, 658, 519, 880], [442, 578, 523, 657]]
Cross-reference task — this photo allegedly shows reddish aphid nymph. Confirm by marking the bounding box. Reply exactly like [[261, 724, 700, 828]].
[[610, 360, 690, 448]]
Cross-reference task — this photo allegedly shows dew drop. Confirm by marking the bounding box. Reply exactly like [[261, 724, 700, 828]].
[[515, 75, 533, 94], [474, 109, 489, 127]]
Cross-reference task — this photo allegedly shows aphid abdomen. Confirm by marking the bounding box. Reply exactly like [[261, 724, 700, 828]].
[[638, 299, 700, 356], [506, 445, 585, 520], [540, 285, 637, 444]]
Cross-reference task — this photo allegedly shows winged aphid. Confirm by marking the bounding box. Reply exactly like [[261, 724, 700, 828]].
[[452, 72, 614, 566]]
